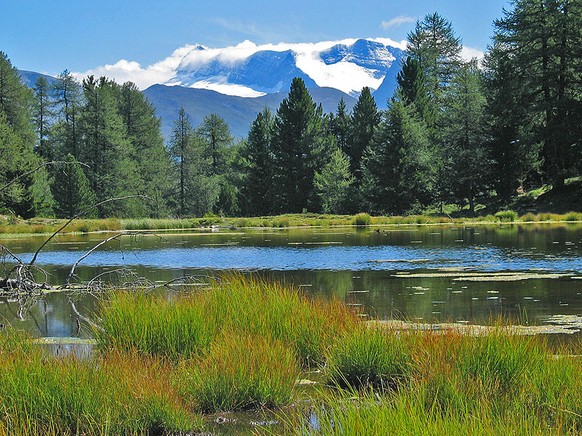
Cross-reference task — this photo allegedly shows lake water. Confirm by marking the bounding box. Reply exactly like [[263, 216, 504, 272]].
[[1, 223, 581, 338]]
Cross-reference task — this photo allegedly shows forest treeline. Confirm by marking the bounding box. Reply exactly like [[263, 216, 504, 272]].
[[1, 2, 581, 219]]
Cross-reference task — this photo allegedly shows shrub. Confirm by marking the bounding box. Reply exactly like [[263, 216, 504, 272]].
[[564, 211, 582, 222], [494, 210, 518, 222], [520, 212, 537, 222], [352, 213, 371, 227]]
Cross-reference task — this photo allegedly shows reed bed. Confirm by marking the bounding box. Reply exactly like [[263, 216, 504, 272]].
[[327, 326, 413, 391], [96, 274, 358, 366], [0, 330, 199, 435], [283, 329, 582, 435], [177, 333, 301, 413], [1, 211, 580, 236], [1, 275, 581, 431]]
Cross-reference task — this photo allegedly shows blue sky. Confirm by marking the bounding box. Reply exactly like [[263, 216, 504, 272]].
[[3, 0, 508, 77]]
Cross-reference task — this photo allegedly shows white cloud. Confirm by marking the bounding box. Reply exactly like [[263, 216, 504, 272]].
[[73, 44, 199, 89], [461, 46, 485, 62], [72, 38, 482, 93], [381, 16, 416, 29]]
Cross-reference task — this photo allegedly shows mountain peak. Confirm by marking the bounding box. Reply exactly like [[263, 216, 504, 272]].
[[164, 38, 406, 98]]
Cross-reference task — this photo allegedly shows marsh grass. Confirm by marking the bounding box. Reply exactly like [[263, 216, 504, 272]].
[[177, 333, 301, 413], [96, 274, 358, 366], [95, 291, 213, 359], [283, 329, 582, 434], [495, 210, 519, 222], [1, 211, 581, 236], [0, 330, 199, 435], [327, 326, 413, 391], [352, 212, 371, 227]]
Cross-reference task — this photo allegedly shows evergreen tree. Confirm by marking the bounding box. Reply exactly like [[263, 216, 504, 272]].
[[441, 62, 489, 214], [197, 113, 233, 176], [314, 147, 354, 214], [52, 70, 82, 159], [168, 109, 220, 216], [330, 98, 351, 155], [397, 57, 435, 124], [116, 81, 172, 217], [492, 0, 582, 186], [347, 87, 380, 185], [197, 114, 236, 214], [240, 108, 275, 216], [0, 53, 53, 217], [0, 52, 35, 142], [483, 42, 540, 199], [361, 97, 433, 214], [169, 108, 193, 216], [272, 78, 326, 213], [78, 76, 138, 217], [52, 154, 96, 218], [407, 12, 463, 105], [33, 76, 54, 160]]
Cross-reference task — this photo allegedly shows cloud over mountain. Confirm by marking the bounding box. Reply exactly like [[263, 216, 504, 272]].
[[74, 38, 408, 96]]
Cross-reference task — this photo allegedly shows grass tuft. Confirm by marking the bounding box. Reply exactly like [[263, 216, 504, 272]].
[[327, 326, 413, 391], [352, 213, 371, 227], [177, 333, 301, 413]]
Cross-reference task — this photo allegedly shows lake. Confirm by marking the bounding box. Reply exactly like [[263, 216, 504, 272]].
[[1, 223, 581, 338]]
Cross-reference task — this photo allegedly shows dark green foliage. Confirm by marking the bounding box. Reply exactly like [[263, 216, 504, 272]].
[[347, 87, 380, 187], [116, 81, 172, 217], [314, 147, 354, 214], [397, 56, 435, 125], [0, 53, 53, 217], [32, 76, 54, 160], [491, 0, 582, 186], [240, 108, 275, 216], [483, 42, 540, 198], [361, 97, 433, 214], [272, 78, 327, 213], [330, 98, 351, 155], [51, 70, 83, 159], [197, 113, 237, 215], [440, 62, 489, 214], [0, 52, 35, 143], [78, 76, 139, 217], [52, 154, 97, 218], [407, 12, 463, 104], [169, 107, 193, 216]]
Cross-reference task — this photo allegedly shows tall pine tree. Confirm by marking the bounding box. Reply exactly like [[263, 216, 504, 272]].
[[272, 78, 326, 213]]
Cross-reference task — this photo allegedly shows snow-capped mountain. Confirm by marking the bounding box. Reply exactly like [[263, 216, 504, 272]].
[[23, 38, 409, 138], [163, 38, 406, 100]]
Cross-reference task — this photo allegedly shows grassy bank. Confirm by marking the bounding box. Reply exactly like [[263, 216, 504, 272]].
[[0, 275, 580, 433], [1, 210, 581, 236]]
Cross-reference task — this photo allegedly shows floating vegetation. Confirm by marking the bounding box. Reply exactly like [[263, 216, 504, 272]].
[[393, 271, 572, 282]]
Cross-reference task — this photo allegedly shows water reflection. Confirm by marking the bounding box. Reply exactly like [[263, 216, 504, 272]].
[[0, 224, 580, 337]]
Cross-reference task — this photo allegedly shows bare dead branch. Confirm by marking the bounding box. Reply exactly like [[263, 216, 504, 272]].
[[65, 232, 138, 286], [0, 160, 89, 194], [29, 195, 149, 267]]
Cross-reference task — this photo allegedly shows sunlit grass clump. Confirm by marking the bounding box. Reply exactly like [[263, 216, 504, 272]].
[[0, 330, 199, 435], [284, 329, 582, 434], [96, 274, 358, 366], [96, 292, 213, 359], [178, 333, 301, 413], [327, 327, 413, 391]]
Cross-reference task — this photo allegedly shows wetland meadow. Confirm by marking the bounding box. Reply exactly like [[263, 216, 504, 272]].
[[0, 219, 580, 434]]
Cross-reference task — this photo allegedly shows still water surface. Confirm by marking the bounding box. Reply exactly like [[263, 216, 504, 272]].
[[1, 223, 581, 337]]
